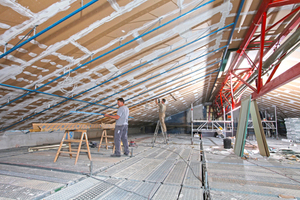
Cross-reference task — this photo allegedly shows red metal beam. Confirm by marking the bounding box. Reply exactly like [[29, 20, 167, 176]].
[[264, 11, 300, 58], [231, 72, 257, 93], [213, 1, 272, 108], [269, 0, 300, 7], [266, 52, 287, 83], [213, 1, 299, 117], [252, 62, 300, 99], [258, 12, 267, 93], [250, 6, 300, 43]]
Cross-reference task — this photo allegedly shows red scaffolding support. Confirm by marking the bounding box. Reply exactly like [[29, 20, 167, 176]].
[[212, 0, 300, 118]]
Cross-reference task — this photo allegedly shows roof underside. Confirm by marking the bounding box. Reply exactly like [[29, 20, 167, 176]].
[[0, 0, 299, 130]]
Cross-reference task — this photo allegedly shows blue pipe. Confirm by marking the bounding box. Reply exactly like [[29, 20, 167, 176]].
[[52, 26, 232, 123], [87, 46, 227, 104], [2, 5, 231, 131], [0, 0, 215, 109], [128, 69, 220, 108], [70, 110, 134, 118], [1, 22, 231, 130], [0, 83, 117, 109], [0, 0, 99, 59], [73, 46, 227, 122], [207, 0, 246, 100], [90, 69, 220, 123], [76, 59, 222, 122]]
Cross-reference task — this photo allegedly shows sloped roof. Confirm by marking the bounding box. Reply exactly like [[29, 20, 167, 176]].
[[0, 0, 299, 130]]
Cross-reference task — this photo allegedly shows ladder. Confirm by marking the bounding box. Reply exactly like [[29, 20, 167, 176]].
[[152, 120, 168, 144]]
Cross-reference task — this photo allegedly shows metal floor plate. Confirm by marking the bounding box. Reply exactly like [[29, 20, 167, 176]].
[[152, 184, 181, 200], [112, 158, 155, 179], [96, 180, 142, 200], [128, 159, 165, 181], [44, 177, 100, 200], [183, 161, 202, 187], [124, 182, 160, 200], [179, 186, 203, 200], [73, 178, 120, 200], [98, 157, 142, 177], [180, 149, 191, 161], [164, 161, 187, 185], [145, 160, 175, 183]]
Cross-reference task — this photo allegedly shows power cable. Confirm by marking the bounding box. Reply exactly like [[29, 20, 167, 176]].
[[88, 175, 149, 199]]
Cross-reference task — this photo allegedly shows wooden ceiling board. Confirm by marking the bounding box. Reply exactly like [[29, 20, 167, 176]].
[[1, 0, 299, 130], [0, 5, 29, 27]]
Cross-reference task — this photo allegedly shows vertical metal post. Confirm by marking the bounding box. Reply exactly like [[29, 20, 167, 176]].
[[89, 161, 93, 176], [275, 105, 278, 139], [191, 103, 194, 144], [231, 105, 234, 137], [205, 171, 208, 189], [258, 12, 267, 93], [223, 106, 226, 138]]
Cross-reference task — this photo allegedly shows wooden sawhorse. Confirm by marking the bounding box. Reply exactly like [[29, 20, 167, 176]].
[[54, 129, 91, 165], [97, 129, 124, 154], [98, 129, 114, 152]]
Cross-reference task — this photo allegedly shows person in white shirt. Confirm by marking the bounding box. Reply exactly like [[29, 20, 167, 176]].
[[104, 98, 129, 157]]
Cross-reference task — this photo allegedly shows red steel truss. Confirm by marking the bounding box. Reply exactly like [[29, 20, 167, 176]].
[[212, 0, 300, 118]]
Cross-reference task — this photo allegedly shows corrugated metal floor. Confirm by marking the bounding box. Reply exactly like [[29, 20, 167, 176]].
[[0, 135, 203, 200], [204, 137, 300, 200], [1, 134, 299, 200]]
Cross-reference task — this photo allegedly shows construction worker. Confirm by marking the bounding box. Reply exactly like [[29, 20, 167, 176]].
[[104, 98, 129, 157], [155, 98, 167, 136]]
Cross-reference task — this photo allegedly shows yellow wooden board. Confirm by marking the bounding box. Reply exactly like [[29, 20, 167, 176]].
[[31, 123, 115, 132]]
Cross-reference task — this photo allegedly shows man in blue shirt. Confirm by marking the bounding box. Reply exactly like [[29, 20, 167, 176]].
[[104, 98, 129, 157]]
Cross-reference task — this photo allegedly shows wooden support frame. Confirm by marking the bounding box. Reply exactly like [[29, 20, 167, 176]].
[[54, 129, 91, 165], [98, 129, 114, 152]]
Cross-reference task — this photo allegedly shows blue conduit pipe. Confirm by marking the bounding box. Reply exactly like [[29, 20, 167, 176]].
[[0, 0, 99, 59], [207, 0, 246, 100], [0, 0, 215, 110], [85, 46, 227, 104], [70, 110, 134, 118], [71, 46, 226, 122], [129, 69, 220, 108], [1, 22, 232, 131], [85, 60, 222, 123], [0, 83, 117, 109], [90, 69, 220, 123], [50, 24, 233, 122]]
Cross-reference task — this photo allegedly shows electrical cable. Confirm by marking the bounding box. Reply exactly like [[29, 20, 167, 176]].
[[80, 142, 203, 200], [88, 175, 149, 199], [139, 143, 202, 183], [245, 159, 300, 184]]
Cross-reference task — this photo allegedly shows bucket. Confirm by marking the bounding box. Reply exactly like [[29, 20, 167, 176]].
[[223, 138, 231, 149]]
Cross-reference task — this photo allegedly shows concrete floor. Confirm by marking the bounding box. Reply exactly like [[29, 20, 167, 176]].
[[0, 134, 299, 200]]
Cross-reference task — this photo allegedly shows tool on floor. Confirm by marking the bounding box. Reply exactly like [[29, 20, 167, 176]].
[[129, 140, 137, 147], [152, 120, 168, 145]]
